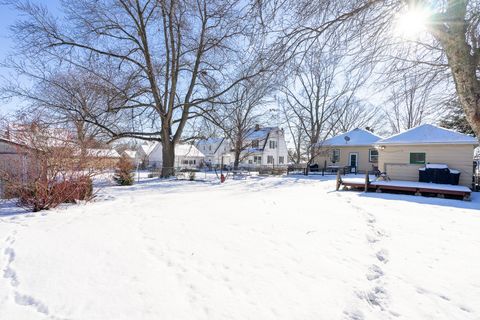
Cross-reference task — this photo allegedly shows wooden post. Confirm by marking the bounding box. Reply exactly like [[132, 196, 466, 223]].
[[364, 171, 369, 192], [336, 170, 342, 191]]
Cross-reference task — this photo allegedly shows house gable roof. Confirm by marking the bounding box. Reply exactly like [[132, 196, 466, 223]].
[[316, 128, 382, 147], [175, 144, 205, 158], [376, 124, 478, 146]]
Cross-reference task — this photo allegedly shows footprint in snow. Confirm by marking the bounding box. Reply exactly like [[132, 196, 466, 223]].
[[14, 292, 49, 315], [376, 249, 389, 263], [366, 265, 384, 281]]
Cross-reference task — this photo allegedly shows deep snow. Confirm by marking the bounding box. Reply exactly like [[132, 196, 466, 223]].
[[0, 174, 479, 320]]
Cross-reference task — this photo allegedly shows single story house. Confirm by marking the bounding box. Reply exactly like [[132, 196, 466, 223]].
[[375, 124, 478, 187], [314, 128, 383, 173], [142, 143, 205, 169]]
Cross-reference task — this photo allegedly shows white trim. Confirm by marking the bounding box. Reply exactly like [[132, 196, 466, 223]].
[[348, 152, 359, 167]]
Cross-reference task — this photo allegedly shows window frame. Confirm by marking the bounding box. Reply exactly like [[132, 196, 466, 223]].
[[409, 152, 426, 165], [331, 149, 340, 163], [369, 149, 379, 163], [267, 155, 274, 164], [278, 156, 284, 164], [269, 140, 277, 149]]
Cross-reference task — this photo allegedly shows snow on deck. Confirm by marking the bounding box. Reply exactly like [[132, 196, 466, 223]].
[[0, 175, 479, 320], [342, 176, 471, 193]]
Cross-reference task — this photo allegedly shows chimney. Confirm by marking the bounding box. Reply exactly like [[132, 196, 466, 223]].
[[255, 124, 260, 131]]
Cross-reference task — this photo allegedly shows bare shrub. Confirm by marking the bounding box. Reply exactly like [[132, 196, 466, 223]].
[[113, 155, 135, 186], [0, 121, 100, 211]]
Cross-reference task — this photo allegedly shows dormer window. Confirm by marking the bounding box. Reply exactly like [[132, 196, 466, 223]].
[[252, 140, 259, 148]]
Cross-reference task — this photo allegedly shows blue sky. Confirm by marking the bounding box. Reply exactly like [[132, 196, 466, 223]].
[[0, 0, 61, 114]]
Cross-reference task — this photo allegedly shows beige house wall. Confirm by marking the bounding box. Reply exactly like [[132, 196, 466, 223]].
[[314, 146, 378, 173], [378, 144, 476, 187]]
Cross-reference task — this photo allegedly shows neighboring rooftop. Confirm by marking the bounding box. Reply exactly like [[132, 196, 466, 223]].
[[376, 124, 478, 145], [196, 137, 224, 146], [123, 150, 137, 159], [316, 128, 382, 147], [86, 149, 121, 158], [175, 144, 205, 158], [139, 142, 157, 156], [245, 126, 279, 140]]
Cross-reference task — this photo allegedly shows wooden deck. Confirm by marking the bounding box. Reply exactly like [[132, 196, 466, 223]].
[[337, 173, 472, 201]]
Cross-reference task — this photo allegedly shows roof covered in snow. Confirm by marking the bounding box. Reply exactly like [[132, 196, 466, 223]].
[[196, 137, 224, 146], [245, 127, 279, 141], [175, 144, 205, 158], [139, 142, 157, 156], [316, 128, 382, 147], [86, 149, 121, 158], [123, 150, 137, 159], [376, 124, 478, 146]]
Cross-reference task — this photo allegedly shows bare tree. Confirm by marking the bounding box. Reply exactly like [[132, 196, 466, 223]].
[[258, 0, 480, 138], [330, 99, 383, 136], [279, 46, 366, 164], [2, 0, 266, 177], [201, 77, 275, 169], [385, 72, 439, 133]]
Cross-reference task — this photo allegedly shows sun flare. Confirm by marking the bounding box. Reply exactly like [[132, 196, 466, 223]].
[[395, 7, 430, 38]]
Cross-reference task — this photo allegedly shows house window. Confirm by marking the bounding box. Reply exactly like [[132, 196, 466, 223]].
[[410, 152, 426, 164], [252, 140, 259, 148], [248, 159, 253, 164], [253, 156, 262, 164], [269, 140, 276, 149], [369, 149, 378, 163], [279, 156, 284, 164], [182, 160, 189, 164], [267, 155, 274, 164], [209, 146, 211, 151], [331, 149, 340, 163]]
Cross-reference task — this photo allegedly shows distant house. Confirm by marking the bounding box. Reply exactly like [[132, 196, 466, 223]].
[[314, 128, 383, 173], [121, 150, 138, 165], [84, 148, 121, 169], [140, 142, 205, 169], [196, 138, 231, 167], [0, 138, 28, 194], [135, 142, 157, 168], [237, 126, 289, 167], [375, 124, 478, 187]]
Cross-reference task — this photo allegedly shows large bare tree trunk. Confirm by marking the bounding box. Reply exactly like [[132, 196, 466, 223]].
[[429, 1, 480, 137], [233, 148, 241, 170], [438, 40, 480, 136], [161, 140, 175, 178]]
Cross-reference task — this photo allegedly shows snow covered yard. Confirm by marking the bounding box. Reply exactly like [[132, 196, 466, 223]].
[[0, 175, 479, 320]]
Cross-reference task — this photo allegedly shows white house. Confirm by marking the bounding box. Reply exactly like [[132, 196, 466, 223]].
[[237, 126, 289, 167], [139, 142, 205, 169], [135, 142, 157, 168], [121, 149, 137, 164], [196, 138, 231, 167]]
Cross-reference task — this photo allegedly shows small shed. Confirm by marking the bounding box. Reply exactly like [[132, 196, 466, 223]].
[[314, 128, 382, 173], [375, 124, 478, 187]]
